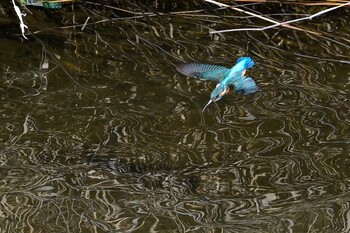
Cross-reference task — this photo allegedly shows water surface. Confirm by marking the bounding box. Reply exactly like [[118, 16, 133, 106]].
[[0, 1, 349, 232]]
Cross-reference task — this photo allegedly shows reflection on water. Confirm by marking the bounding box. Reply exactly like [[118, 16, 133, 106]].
[[0, 1, 350, 232]]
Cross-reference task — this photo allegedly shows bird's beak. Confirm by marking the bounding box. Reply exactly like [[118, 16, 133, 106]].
[[202, 99, 213, 112]]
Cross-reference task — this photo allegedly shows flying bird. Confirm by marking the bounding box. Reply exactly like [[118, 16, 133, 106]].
[[177, 57, 258, 111]]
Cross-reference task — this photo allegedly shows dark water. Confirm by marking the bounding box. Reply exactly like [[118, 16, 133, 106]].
[[0, 1, 349, 232]]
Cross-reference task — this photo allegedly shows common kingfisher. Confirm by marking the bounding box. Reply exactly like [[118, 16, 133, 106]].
[[177, 57, 258, 111]]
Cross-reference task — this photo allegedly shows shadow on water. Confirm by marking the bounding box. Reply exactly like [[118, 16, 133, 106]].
[[0, 1, 350, 232]]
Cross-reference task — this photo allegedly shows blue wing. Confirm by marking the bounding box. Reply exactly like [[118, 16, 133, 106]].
[[234, 77, 258, 95], [177, 63, 230, 82]]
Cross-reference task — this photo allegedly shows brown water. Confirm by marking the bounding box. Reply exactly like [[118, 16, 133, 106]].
[[0, 1, 349, 232]]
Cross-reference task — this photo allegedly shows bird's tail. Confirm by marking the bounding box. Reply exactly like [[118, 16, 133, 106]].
[[235, 57, 254, 69], [242, 77, 259, 95]]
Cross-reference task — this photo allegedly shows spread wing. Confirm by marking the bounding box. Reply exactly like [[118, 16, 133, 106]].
[[176, 63, 230, 82]]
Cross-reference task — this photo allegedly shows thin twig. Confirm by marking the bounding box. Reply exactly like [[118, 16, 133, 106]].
[[11, 0, 28, 39], [204, 0, 316, 34], [81, 16, 90, 31], [206, 0, 350, 34], [216, 0, 350, 6]]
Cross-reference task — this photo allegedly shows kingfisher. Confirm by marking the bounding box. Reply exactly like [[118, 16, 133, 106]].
[[177, 57, 258, 111]]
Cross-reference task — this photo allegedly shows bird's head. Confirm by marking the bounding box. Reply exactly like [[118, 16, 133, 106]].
[[202, 83, 230, 111]]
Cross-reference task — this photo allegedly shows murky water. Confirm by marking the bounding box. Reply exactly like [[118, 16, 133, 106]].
[[0, 1, 349, 232]]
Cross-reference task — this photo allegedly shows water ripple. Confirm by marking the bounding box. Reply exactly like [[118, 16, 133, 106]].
[[0, 1, 349, 232]]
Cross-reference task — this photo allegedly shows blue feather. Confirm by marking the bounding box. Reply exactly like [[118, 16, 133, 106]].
[[235, 57, 254, 69], [241, 77, 258, 95], [176, 63, 229, 82], [226, 57, 255, 81]]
